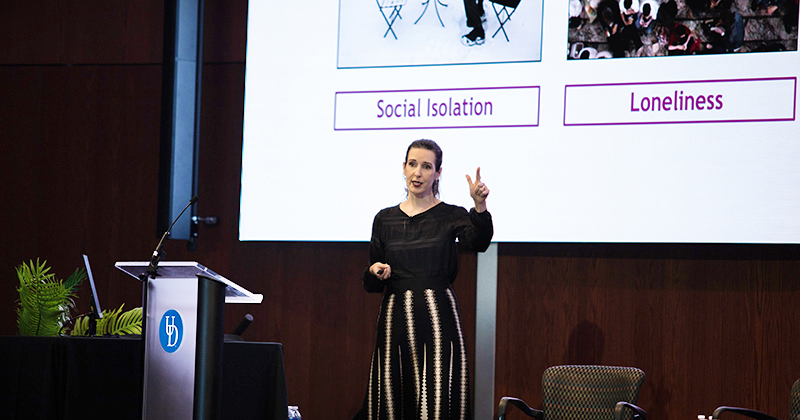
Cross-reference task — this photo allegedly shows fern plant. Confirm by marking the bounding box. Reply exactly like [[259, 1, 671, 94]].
[[70, 304, 142, 336], [16, 259, 85, 336]]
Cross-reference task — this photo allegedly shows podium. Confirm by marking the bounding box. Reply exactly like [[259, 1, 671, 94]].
[[116, 262, 263, 420]]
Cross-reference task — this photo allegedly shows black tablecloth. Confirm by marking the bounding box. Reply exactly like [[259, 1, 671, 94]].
[[0, 336, 288, 420]]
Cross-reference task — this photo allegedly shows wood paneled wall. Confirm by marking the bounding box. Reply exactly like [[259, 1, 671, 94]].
[[495, 244, 800, 420], [0, 0, 165, 346], [1, 2, 798, 420]]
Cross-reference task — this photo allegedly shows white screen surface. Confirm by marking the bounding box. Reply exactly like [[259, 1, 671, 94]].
[[240, 0, 799, 243]]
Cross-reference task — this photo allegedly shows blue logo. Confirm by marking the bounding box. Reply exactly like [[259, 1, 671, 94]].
[[159, 309, 183, 353]]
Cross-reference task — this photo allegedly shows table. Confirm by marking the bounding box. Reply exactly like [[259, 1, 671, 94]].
[[0, 336, 288, 420]]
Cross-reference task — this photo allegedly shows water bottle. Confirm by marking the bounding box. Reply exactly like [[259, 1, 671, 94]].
[[288, 405, 301, 420]]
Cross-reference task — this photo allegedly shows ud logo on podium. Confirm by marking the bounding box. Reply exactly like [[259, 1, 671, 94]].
[[159, 309, 184, 353]]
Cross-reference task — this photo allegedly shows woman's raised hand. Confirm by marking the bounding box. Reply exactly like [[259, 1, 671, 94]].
[[466, 167, 489, 212]]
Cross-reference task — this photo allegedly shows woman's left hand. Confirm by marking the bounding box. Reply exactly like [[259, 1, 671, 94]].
[[466, 167, 489, 212]]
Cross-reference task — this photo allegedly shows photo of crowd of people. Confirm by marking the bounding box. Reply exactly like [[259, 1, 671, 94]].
[[568, 0, 798, 58]]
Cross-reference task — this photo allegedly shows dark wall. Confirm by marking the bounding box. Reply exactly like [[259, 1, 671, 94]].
[[0, 1, 164, 330], [1, 2, 798, 420], [495, 244, 800, 420]]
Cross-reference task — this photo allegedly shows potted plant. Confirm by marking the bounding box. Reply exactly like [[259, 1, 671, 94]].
[[70, 304, 142, 336], [16, 259, 85, 336], [15, 258, 142, 336]]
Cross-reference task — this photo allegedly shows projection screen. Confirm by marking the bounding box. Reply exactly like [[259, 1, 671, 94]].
[[239, 0, 799, 243]]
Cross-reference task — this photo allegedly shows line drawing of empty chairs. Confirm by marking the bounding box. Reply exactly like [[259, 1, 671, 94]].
[[415, 0, 448, 27], [377, 0, 407, 39], [489, 0, 521, 41]]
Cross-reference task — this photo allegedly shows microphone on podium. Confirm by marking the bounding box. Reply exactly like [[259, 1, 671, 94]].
[[147, 195, 198, 276]]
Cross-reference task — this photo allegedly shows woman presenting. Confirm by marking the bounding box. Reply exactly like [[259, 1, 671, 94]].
[[356, 139, 493, 420]]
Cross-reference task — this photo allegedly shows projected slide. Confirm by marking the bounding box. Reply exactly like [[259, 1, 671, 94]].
[[240, 0, 800, 243], [568, 0, 797, 58], [338, 0, 544, 67]]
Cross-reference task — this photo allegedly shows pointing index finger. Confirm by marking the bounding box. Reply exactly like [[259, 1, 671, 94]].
[[475, 167, 481, 183]]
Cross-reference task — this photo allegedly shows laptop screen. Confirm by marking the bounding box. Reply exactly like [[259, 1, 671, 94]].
[[82, 254, 103, 319]]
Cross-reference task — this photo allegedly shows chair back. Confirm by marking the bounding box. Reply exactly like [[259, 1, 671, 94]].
[[790, 378, 800, 420], [541, 365, 645, 420], [490, 0, 521, 8]]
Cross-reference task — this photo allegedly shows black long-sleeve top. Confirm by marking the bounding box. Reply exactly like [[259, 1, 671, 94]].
[[361, 202, 493, 293]]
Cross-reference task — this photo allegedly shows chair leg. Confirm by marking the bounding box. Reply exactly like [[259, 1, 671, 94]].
[[434, 0, 448, 27], [491, 3, 517, 41], [415, 0, 447, 26], [414, 0, 429, 24], [379, 4, 403, 39]]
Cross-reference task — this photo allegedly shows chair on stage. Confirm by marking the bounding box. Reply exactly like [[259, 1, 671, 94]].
[[415, 0, 448, 27], [498, 365, 648, 420], [377, 0, 407, 39], [488, 0, 521, 41], [710, 378, 800, 420]]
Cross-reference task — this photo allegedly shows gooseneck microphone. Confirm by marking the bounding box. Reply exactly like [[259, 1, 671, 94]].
[[231, 314, 254, 337], [147, 195, 198, 275]]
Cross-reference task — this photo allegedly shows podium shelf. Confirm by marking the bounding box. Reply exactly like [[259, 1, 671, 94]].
[[115, 261, 263, 304]]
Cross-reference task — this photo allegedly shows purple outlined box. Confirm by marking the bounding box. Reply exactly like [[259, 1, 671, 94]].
[[334, 86, 540, 131], [564, 77, 797, 126]]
